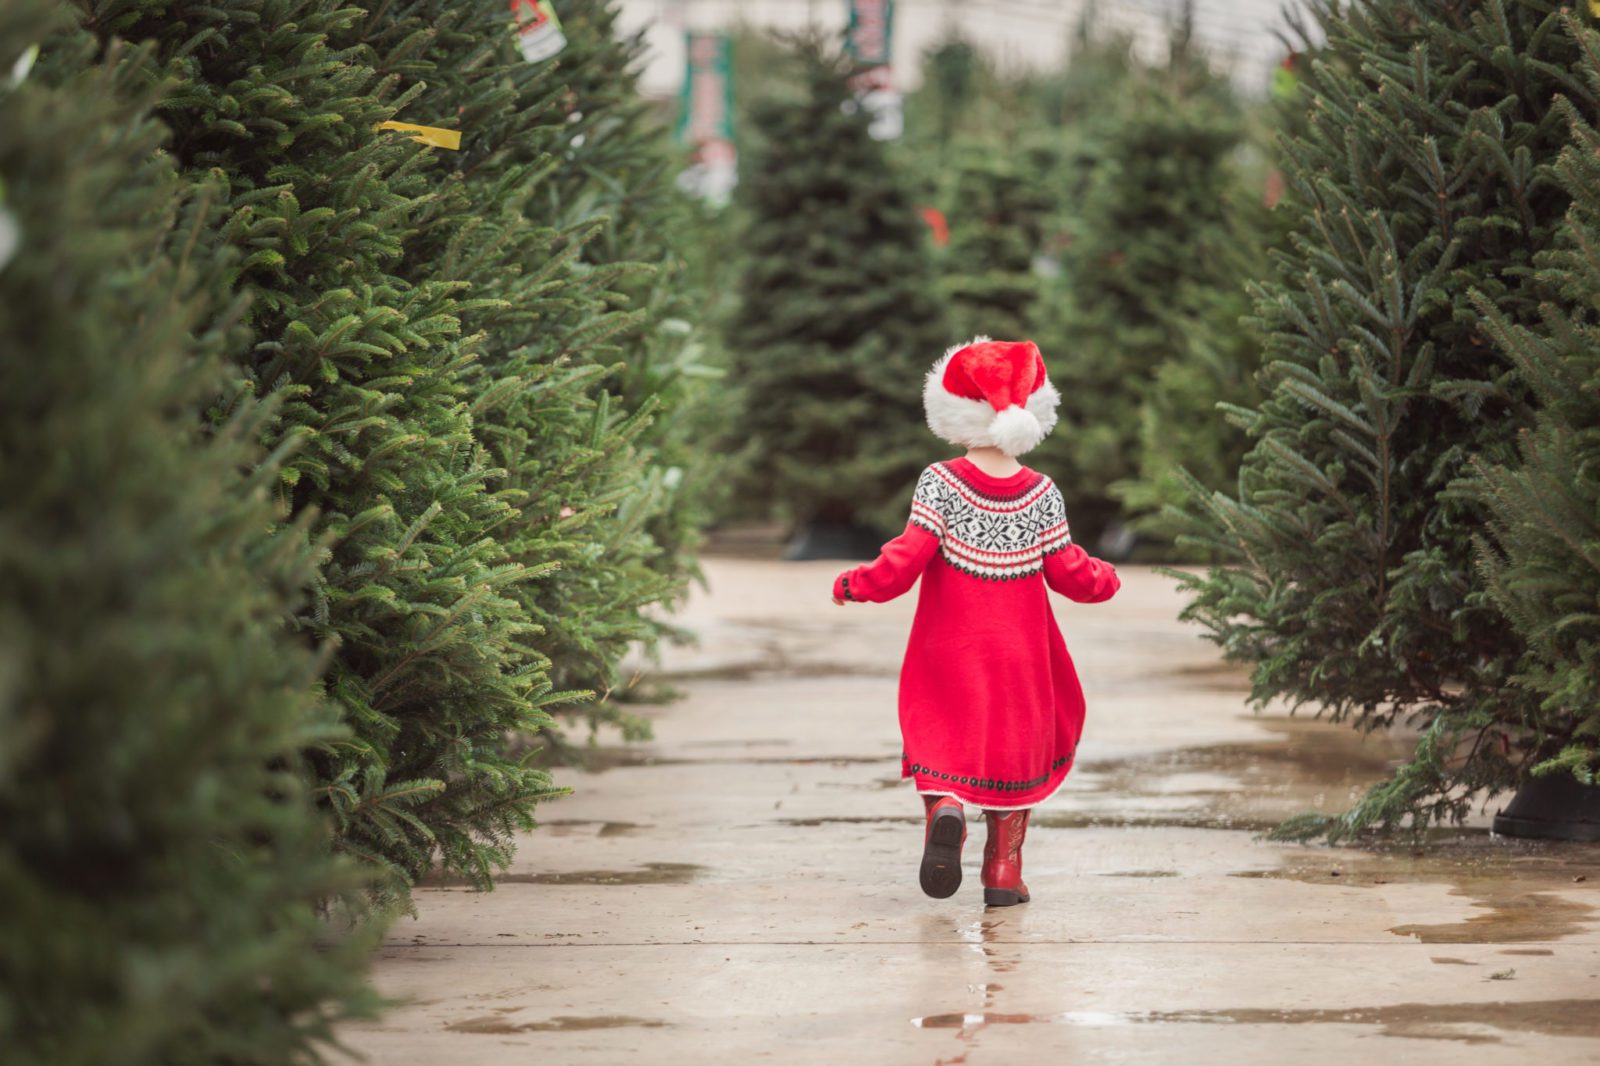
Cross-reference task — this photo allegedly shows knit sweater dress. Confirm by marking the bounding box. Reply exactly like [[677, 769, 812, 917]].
[[831, 457, 1120, 810]]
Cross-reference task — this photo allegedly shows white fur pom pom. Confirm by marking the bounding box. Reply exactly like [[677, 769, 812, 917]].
[[989, 404, 1045, 457]]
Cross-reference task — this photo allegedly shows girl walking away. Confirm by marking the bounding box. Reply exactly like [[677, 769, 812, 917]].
[[831, 338, 1120, 906]]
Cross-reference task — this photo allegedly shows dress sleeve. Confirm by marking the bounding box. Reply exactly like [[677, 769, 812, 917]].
[[1037, 482, 1120, 603], [832, 468, 943, 603]]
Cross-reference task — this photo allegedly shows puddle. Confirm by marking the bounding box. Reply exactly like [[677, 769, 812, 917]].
[[1390, 894, 1592, 944], [779, 816, 918, 828], [1058, 715, 1419, 829], [537, 819, 643, 838], [576, 749, 892, 773], [648, 657, 897, 684], [422, 862, 703, 887], [1163, 659, 1254, 691], [446, 1014, 669, 1034], [1232, 839, 1598, 944], [1031, 812, 1283, 833], [958, 917, 1018, 975], [910, 999, 1600, 1043]]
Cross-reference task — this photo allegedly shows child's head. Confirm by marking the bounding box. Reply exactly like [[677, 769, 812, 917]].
[[923, 337, 1060, 457]]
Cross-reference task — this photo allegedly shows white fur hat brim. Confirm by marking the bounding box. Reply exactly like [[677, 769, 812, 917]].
[[922, 337, 1062, 456]]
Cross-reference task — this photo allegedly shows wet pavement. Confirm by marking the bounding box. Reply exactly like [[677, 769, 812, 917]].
[[335, 559, 1600, 1064]]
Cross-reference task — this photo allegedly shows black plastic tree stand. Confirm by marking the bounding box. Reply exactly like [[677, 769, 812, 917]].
[[1492, 772, 1600, 842]]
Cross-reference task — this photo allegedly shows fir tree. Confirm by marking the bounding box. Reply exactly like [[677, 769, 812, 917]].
[[359, 0, 717, 757], [0, 6, 375, 1060], [83, 0, 564, 900], [1471, 11, 1600, 790], [1116, 154, 1272, 549], [915, 37, 981, 156], [1032, 42, 1244, 550], [493, 0, 722, 733], [728, 36, 948, 533], [1171, 0, 1594, 839], [938, 149, 1052, 342]]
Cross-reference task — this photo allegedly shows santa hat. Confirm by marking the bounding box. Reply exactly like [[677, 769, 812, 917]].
[[923, 336, 1061, 456]]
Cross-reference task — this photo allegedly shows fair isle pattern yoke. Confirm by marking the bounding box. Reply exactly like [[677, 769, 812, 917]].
[[908, 462, 1071, 580]]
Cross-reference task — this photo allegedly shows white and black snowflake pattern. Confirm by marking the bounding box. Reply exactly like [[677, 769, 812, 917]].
[[908, 463, 1072, 581]]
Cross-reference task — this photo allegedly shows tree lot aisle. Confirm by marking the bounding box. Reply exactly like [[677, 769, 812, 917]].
[[336, 559, 1600, 1064]]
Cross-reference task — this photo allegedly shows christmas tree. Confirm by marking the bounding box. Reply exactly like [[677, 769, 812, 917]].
[[0, 5, 375, 1059], [1031, 31, 1245, 551], [914, 37, 983, 158], [358, 0, 718, 757], [1172, 0, 1594, 838], [937, 149, 1052, 343], [489, 0, 722, 738], [84, 0, 565, 900], [727, 36, 948, 537], [1471, 10, 1600, 791], [1115, 140, 1273, 550]]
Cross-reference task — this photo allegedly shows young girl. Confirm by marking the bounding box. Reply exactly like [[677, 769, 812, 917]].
[[831, 337, 1120, 907]]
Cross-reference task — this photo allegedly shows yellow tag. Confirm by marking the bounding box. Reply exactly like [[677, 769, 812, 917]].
[[377, 121, 462, 151]]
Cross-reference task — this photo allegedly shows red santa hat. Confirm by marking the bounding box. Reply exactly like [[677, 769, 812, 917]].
[[923, 336, 1061, 456]]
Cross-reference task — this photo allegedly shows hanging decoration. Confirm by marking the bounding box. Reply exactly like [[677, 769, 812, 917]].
[[675, 31, 737, 205], [377, 121, 462, 150], [0, 181, 17, 274], [7, 44, 38, 90], [846, 0, 900, 141], [510, 0, 567, 63], [1271, 50, 1301, 102]]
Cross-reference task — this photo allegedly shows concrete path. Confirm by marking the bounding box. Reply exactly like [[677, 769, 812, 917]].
[[337, 559, 1600, 1064]]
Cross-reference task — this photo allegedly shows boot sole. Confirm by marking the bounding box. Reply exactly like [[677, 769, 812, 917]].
[[983, 887, 1030, 907], [920, 806, 965, 899]]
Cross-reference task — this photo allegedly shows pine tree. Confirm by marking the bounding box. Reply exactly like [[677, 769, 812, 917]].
[[938, 150, 1052, 342], [491, 0, 722, 733], [357, 0, 718, 756], [728, 36, 948, 534], [1115, 150, 1272, 549], [82, 0, 564, 900], [0, 6, 375, 1060], [1171, 0, 1594, 839], [1032, 41, 1244, 551], [917, 37, 981, 156], [1471, 11, 1600, 790]]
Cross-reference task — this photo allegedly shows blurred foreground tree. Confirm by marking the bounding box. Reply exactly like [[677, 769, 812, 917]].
[[0, 5, 376, 1060]]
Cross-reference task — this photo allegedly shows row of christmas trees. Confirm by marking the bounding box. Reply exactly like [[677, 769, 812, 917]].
[[715, 15, 1270, 553], [1, 0, 714, 1059], [718, 0, 1600, 836]]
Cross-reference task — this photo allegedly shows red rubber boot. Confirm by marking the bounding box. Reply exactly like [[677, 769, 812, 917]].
[[981, 809, 1031, 907], [920, 796, 966, 899]]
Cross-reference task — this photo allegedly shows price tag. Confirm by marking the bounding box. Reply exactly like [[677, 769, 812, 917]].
[[377, 121, 462, 150], [511, 0, 567, 63]]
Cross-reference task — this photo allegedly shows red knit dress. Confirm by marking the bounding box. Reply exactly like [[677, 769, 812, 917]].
[[831, 457, 1120, 810]]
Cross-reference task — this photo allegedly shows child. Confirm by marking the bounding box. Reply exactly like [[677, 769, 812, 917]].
[[831, 338, 1120, 906]]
